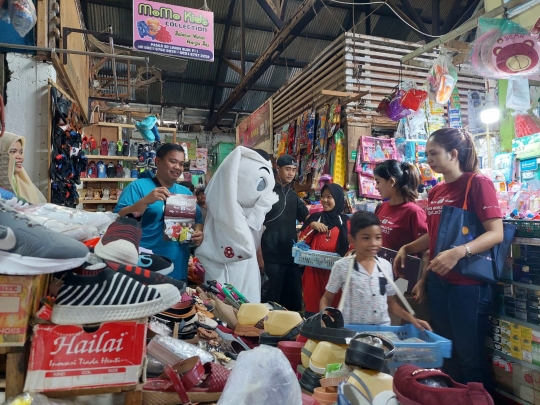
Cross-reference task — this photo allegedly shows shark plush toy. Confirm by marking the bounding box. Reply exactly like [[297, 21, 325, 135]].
[[196, 146, 279, 303]]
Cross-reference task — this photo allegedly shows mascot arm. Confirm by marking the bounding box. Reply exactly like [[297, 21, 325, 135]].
[[245, 191, 279, 231]]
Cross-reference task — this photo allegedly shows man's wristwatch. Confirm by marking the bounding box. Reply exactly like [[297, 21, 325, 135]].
[[464, 244, 472, 258]]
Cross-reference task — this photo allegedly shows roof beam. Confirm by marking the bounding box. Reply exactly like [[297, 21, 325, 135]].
[[441, 0, 469, 33], [432, 0, 440, 36], [399, 0, 432, 43], [255, 0, 284, 29], [280, 0, 289, 20], [99, 69, 281, 91], [204, 0, 329, 130], [208, 0, 237, 122]]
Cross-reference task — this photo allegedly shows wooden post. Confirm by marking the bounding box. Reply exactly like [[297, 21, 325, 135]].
[[5, 347, 26, 398], [124, 390, 142, 405]]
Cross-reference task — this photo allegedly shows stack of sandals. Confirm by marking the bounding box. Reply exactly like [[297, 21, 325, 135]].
[[297, 307, 400, 405]]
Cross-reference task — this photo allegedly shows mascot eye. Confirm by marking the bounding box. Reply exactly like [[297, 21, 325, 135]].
[[256, 177, 267, 191]]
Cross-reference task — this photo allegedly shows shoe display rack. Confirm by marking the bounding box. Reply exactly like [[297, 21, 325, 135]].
[[78, 122, 177, 212]]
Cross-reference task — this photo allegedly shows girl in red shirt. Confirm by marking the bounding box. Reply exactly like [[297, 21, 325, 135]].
[[374, 160, 428, 300], [395, 128, 504, 385], [299, 184, 350, 316]]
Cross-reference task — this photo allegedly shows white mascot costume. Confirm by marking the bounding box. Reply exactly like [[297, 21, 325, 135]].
[[196, 147, 279, 303]]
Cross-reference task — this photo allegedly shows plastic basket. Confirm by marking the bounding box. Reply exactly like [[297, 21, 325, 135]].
[[504, 220, 540, 238], [292, 247, 341, 270], [345, 324, 452, 368]]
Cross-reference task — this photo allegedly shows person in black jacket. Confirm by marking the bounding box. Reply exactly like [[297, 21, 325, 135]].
[[259, 154, 309, 311]]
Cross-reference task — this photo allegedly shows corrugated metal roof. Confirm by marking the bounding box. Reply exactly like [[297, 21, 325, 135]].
[[227, 27, 274, 55], [84, 0, 467, 125]]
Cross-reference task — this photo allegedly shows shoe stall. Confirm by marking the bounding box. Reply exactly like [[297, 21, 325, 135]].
[[0, 196, 464, 405], [48, 81, 178, 213]]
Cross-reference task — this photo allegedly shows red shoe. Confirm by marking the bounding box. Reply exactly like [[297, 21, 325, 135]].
[[393, 365, 494, 405], [100, 137, 108, 155]]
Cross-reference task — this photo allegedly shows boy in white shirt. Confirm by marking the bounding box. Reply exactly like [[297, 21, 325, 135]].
[[320, 211, 431, 330]]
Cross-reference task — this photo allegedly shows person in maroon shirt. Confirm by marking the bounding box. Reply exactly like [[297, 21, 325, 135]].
[[394, 128, 504, 385], [374, 160, 428, 300]]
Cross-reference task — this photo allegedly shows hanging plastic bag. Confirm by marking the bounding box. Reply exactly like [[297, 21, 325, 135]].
[[388, 90, 411, 121], [218, 345, 302, 405], [8, 0, 37, 37], [400, 82, 428, 112], [515, 114, 540, 138], [426, 52, 458, 105], [507, 78, 531, 112], [0, 0, 10, 23]]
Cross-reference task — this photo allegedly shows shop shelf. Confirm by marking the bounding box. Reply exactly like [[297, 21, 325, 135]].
[[345, 324, 452, 368], [80, 178, 137, 182], [292, 246, 341, 270], [497, 315, 540, 333], [493, 388, 531, 405], [504, 280, 540, 292], [86, 155, 139, 161], [506, 220, 540, 239], [513, 237, 540, 246], [490, 349, 540, 373]]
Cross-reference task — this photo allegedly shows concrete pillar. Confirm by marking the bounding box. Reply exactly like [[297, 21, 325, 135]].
[[4, 53, 56, 197]]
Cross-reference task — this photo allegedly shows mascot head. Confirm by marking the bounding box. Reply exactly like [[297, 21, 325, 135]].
[[237, 149, 274, 208], [205, 146, 275, 216]]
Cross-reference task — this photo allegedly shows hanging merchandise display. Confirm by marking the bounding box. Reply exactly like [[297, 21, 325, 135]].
[[471, 18, 540, 79], [467, 90, 484, 134], [426, 52, 458, 105], [332, 129, 346, 187], [400, 82, 428, 112], [447, 87, 463, 130], [2, 0, 37, 37], [426, 100, 447, 134]]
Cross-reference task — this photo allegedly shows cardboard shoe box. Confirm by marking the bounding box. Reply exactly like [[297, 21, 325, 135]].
[[0, 275, 48, 346], [24, 319, 147, 392], [493, 356, 514, 393]]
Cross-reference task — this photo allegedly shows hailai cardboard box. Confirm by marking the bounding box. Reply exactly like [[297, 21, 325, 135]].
[[24, 319, 147, 392]]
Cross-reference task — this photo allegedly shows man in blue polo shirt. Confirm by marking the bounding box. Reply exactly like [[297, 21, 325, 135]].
[[115, 143, 203, 281]]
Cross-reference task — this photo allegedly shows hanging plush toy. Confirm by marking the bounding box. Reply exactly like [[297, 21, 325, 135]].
[[196, 147, 279, 303]]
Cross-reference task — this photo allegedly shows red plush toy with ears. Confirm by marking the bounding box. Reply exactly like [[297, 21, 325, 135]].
[[492, 34, 540, 75]]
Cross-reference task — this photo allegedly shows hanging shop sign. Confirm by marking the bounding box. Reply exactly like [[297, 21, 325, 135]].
[[236, 99, 273, 148], [133, 0, 214, 62]]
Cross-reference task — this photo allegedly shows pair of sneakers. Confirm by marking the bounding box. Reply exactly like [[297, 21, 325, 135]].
[[51, 216, 184, 325]]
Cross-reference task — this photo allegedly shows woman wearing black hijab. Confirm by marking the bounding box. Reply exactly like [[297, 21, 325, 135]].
[[299, 183, 350, 316]]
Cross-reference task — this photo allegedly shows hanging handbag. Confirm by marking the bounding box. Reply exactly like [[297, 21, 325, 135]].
[[434, 175, 516, 284]]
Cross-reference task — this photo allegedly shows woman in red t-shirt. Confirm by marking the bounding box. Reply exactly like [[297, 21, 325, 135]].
[[374, 160, 428, 299], [394, 128, 504, 385], [298, 184, 350, 316]]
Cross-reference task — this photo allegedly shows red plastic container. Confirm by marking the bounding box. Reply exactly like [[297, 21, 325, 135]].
[[279, 341, 303, 370]]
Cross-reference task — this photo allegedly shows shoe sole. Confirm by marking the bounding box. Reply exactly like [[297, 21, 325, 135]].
[[0, 251, 89, 275], [95, 240, 139, 266], [156, 265, 174, 276], [51, 283, 180, 325]]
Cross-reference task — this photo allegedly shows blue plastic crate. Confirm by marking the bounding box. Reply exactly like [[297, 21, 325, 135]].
[[292, 246, 341, 270], [345, 324, 452, 368]]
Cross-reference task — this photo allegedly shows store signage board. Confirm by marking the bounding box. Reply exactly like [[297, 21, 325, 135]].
[[513, 133, 540, 159], [133, 0, 214, 62], [236, 99, 273, 148]]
